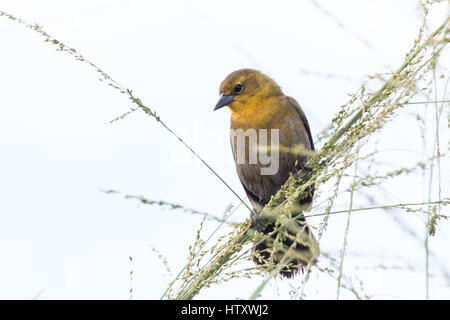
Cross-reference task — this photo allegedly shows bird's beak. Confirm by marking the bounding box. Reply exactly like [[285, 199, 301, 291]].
[[214, 94, 234, 111]]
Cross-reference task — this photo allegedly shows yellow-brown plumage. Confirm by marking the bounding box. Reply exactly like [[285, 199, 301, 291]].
[[214, 69, 319, 277]]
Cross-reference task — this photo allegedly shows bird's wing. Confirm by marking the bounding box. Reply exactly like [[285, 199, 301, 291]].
[[286, 96, 315, 151]]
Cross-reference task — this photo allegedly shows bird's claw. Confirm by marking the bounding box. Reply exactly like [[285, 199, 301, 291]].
[[294, 163, 312, 180]]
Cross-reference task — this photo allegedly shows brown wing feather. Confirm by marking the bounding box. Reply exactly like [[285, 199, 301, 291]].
[[286, 96, 315, 151], [230, 95, 314, 208]]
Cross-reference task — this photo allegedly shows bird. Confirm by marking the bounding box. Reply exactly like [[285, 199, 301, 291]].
[[214, 68, 319, 277]]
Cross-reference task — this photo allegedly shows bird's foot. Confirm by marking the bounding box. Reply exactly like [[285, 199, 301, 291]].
[[294, 163, 312, 180]]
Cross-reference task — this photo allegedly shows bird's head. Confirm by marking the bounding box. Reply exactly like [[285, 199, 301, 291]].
[[214, 69, 283, 114]]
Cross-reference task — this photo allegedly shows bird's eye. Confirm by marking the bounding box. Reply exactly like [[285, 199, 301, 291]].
[[233, 84, 243, 93]]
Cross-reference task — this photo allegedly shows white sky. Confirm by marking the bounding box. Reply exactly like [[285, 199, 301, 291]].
[[0, 0, 449, 299]]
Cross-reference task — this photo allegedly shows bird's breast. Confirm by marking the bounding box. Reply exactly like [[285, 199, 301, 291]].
[[229, 97, 312, 204]]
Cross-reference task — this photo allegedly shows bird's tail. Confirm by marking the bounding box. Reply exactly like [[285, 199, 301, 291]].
[[252, 213, 319, 278]]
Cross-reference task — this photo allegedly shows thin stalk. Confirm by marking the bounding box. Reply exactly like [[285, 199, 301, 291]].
[[337, 143, 360, 299], [304, 199, 449, 220]]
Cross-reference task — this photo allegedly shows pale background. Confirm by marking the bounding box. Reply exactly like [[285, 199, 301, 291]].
[[0, 0, 448, 299]]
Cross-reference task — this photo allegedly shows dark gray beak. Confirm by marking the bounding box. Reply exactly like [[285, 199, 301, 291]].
[[214, 94, 234, 111]]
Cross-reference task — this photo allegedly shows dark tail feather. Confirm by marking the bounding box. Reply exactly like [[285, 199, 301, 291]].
[[252, 216, 319, 278], [252, 165, 318, 277]]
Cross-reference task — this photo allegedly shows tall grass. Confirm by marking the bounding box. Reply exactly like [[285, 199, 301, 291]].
[[1, 0, 448, 299]]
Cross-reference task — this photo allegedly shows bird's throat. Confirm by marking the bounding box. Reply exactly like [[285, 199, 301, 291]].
[[230, 97, 284, 130]]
